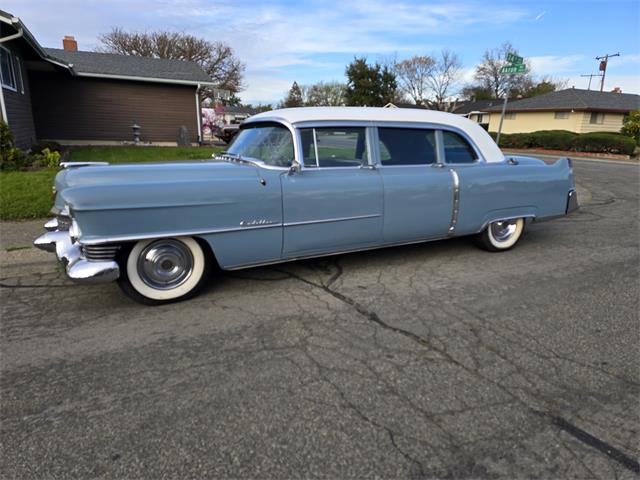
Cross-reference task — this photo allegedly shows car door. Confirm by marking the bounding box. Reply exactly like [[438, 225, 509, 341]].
[[281, 126, 383, 256], [376, 126, 454, 243]]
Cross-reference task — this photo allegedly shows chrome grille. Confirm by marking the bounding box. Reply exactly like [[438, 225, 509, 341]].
[[82, 244, 120, 261]]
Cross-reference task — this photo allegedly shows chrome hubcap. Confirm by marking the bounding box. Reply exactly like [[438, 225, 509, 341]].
[[490, 219, 519, 242], [137, 239, 193, 290]]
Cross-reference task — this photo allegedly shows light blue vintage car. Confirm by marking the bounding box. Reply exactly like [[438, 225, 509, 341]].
[[34, 107, 578, 304]]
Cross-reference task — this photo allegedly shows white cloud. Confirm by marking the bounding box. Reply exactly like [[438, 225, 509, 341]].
[[5, 0, 531, 103], [566, 74, 640, 94], [527, 55, 585, 75]]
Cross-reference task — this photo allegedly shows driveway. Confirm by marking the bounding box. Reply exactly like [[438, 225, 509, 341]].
[[1, 158, 638, 479]]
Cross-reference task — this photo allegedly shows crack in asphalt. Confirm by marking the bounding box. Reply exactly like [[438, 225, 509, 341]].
[[274, 259, 640, 476]]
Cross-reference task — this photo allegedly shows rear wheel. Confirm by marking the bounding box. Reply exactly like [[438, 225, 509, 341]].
[[475, 218, 525, 252], [118, 236, 210, 305]]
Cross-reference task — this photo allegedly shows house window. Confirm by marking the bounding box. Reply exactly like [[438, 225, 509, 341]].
[[504, 112, 516, 120], [590, 112, 605, 124], [476, 114, 484, 124], [0, 46, 17, 91], [554, 112, 569, 119]]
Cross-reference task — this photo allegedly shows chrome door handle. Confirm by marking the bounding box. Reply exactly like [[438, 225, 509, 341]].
[[360, 164, 377, 170], [430, 163, 445, 168]]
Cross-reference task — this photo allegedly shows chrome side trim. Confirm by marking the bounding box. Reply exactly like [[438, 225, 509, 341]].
[[283, 213, 382, 227], [79, 223, 283, 246], [448, 169, 460, 235], [566, 189, 579, 214], [60, 162, 109, 168]]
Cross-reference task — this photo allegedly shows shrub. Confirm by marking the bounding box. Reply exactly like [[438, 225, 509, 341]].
[[31, 140, 63, 154], [528, 130, 578, 150], [620, 110, 640, 144], [30, 148, 61, 169], [499, 133, 532, 149], [572, 132, 636, 155]]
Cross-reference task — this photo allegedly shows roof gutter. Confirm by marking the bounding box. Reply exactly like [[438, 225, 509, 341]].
[[0, 13, 72, 71], [74, 71, 215, 87]]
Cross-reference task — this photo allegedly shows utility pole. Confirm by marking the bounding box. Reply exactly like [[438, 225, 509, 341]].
[[580, 73, 602, 90], [595, 53, 620, 92]]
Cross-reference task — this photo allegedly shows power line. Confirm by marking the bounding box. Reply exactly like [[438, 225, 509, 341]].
[[580, 73, 602, 90]]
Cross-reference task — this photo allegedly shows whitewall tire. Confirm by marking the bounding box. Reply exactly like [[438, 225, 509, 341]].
[[476, 218, 525, 252], [118, 236, 210, 305]]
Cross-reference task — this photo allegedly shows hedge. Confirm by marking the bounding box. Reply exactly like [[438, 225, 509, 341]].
[[572, 132, 636, 155], [490, 129, 636, 155]]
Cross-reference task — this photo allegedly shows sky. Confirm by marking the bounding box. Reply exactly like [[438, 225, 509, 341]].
[[5, 0, 640, 104]]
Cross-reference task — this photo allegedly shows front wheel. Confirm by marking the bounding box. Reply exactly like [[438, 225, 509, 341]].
[[475, 218, 525, 252], [118, 236, 210, 305]]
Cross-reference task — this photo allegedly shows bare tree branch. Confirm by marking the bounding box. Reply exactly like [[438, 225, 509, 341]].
[[98, 28, 245, 101]]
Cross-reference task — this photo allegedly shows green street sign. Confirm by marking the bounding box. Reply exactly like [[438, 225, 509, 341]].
[[500, 64, 527, 74], [506, 53, 524, 65]]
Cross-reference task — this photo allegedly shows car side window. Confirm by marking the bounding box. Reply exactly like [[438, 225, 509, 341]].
[[377, 128, 437, 165], [300, 127, 367, 168], [442, 131, 478, 164]]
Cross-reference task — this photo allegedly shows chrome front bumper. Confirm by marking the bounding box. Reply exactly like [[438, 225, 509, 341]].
[[34, 221, 120, 284]]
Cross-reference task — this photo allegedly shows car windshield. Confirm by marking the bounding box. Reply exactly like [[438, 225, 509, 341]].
[[226, 123, 294, 168]]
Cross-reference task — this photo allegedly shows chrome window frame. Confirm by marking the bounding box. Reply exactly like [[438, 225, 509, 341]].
[[439, 128, 482, 166], [294, 122, 375, 171], [232, 120, 297, 171], [369, 122, 485, 167], [373, 125, 440, 168]]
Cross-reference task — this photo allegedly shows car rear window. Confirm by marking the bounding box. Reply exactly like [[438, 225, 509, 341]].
[[442, 131, 478, 164]]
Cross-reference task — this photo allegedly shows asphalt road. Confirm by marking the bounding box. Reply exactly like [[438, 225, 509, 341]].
[[1, 158, 639, 479]]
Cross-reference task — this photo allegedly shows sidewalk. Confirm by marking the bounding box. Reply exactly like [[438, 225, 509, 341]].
[[503, 148, 637, 162]]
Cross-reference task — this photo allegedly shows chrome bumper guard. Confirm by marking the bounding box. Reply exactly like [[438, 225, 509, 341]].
[[566, 189, 579, 214], [33, 222, 120, 284]]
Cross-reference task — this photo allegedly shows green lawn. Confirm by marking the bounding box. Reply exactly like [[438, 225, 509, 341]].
[[0, 146, 224, 221], [67, 146, 222, 163]]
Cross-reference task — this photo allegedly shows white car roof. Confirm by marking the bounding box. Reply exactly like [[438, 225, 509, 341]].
[[246, 107, 505, 163]]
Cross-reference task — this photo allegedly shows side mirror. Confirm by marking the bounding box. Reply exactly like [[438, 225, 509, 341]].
[[288, 162, 301, 175]]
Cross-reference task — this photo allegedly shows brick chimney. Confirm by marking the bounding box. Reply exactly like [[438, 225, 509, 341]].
[[62, 35, 78, 51]]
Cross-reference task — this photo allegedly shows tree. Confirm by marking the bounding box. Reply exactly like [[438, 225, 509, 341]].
[[282, 82, 304, 108], [306, 81, 347, 106], [425, 50, 463, 111], [461, 85, 494, 100], [621, 110, 640, 144], [345, 57, 398, 106], [394, 55, 435, 105], [98, 28, 245, 101]]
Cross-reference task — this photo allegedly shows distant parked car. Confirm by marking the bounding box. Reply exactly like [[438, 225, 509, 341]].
[[216, 123, 241, 144], [34, 107, 578, 304]]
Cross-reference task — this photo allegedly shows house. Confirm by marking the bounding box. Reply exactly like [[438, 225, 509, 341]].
[[485, 88, 640, 134], [451, 99, 505, 128], [0, 10, 216, 149]]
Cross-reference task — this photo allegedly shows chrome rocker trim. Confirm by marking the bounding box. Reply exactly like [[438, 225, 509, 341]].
[[34, 222, 119, 284]]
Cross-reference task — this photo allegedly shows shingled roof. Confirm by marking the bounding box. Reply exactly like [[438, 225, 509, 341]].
[[44, 48, 214, 86], [486, 88, 640, 113]]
